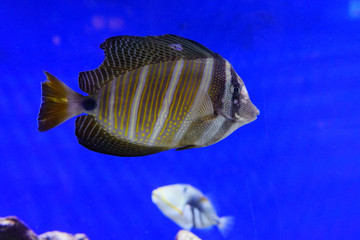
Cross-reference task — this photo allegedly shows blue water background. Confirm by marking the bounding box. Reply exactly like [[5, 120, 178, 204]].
[[0, 1, 359, 239]]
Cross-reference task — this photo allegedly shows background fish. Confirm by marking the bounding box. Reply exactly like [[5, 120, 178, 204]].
[[175, 230, 201, 240], [151, 184, 233, 237], [38, 231, 88, 240], [38, 34, 259, 157]]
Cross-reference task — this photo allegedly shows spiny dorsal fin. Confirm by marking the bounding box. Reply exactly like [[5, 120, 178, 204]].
[[78, 34, 218, 94], [75, 115, 169, 157]]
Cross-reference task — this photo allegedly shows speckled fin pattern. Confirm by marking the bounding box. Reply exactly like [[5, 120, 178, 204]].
[[75, 115, 169, 157], [78, 34, 218, 94]]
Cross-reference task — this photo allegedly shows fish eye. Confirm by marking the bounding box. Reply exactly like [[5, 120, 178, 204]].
[[230, 85, 240, 94], [183, 186, 187, 193]]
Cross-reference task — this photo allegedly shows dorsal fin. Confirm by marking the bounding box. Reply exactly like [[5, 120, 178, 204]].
[[75, 115, 169, 157], [78, 34, 218, 94]]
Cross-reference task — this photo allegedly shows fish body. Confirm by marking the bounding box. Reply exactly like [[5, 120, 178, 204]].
[[38, 34, 259, 157], [151, 184, 233, 236]]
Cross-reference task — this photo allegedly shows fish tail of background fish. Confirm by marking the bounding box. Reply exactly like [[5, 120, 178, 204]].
[[217, 216, 234, 238], [38, 72, 85, 132]]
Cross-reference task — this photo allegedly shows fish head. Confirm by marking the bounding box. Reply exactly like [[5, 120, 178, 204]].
[[221, 73, 259, 125], [152, 184, 190, 210]]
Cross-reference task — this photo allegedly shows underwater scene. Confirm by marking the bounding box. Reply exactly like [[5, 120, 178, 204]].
[[0, 0, 359, 239]]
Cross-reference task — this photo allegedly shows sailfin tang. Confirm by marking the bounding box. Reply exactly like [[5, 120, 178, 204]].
[[38, 72, 84, 132], [75, 115, 169, 157], [79, 34, 219, 94]]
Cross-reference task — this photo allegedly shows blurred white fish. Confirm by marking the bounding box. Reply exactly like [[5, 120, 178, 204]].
[[38, 231, 88, 240], [152, 184, 233, 236], [175, 230, 201, 240]]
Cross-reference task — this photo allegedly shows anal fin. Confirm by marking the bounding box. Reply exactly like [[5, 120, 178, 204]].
[[175, 145, 197, 151], [75, 115, 168, 157]]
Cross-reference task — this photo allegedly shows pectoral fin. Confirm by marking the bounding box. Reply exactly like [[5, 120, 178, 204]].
[[189, 91, 215, 121]]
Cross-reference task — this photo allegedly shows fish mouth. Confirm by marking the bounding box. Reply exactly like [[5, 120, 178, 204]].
[[217, 98, 260, 123], [238, 105, 259, 120], [217, 106, 259, 123], [234, 113, 257, 122], [151, 191, 160, 203], [233, 102, 260, 123]]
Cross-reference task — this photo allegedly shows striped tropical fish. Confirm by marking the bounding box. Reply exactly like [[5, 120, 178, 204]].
[[38, 34, 259, 157], [152, 184, 233, 236]]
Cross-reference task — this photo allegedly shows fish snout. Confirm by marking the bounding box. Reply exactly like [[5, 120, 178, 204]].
[[151, 190, 160, 203], [236, 100, 260, 122]]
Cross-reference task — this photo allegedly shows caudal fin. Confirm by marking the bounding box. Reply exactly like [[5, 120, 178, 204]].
[[38, 71, 84, 132], [218, 216, 234, 238]]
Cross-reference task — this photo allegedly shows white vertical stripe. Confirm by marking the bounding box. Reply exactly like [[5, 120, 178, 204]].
[[78, 117, 89, 134], [223, 59, 232, 116], [194, 115, 226, 146], [149, 59, 185, 144], [109, 78, 117, 128], [79, 117, 93, 141], [172, 58, 214, 144], [129, 66, 149, 139], [105, 68, 110, 82]]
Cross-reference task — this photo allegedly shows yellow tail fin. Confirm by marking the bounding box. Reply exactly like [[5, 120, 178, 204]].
[[38, 71, 84, 132]]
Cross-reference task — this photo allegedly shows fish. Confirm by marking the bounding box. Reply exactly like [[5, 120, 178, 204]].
[[151, 184, 233, 236], [175, 230, 201, 240], [38, 231, 88, 240], [38, 34, 259, 157]]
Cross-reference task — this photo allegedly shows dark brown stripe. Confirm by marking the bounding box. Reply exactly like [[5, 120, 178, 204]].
[[230, 67, 241, 119], [207, 118, 234, 145], [209, 57, 227, 110]]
